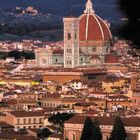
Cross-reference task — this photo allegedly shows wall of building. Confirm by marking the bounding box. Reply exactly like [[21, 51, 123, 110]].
[[3, 113, 44, 129], [43, 75, 86, 83], [64, 123, 140, 140], [14, 116, 44, 129], [3, 113, 15, 126], [132, 95, 140, 109]]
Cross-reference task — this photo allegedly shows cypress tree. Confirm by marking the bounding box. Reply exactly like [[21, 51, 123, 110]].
[[109, 116, 127, 140], [93, 118, 102, 140], [80, 117, 94, 140], [80, 117, 102, 140]]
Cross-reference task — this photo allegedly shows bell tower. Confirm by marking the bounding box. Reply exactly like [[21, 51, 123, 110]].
[[63, 17, 79, 68]]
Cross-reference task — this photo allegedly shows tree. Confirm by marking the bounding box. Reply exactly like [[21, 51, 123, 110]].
[[80, 117, 94, 140], [80, 117, 102, 140], [118, 0, 140, 47], [93, 118, 102, 140], [109, 116, 127, 140], [48, 113, 74, 132], [37, 128, 52, 139], [8, 50, 19, 59]]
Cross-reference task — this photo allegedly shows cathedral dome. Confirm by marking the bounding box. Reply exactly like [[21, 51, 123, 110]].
[[79, 0, 112, 47]]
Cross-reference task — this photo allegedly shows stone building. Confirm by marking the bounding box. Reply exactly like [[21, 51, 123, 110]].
[[35, 0, 114, 68], [64, 115, 140, 140], [3, 111, 44, 130]]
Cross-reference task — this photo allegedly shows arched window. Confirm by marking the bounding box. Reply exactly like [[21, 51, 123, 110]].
[[68, 33, 71, 40], [69, 131, 76, 140], [73, 134, 76, 140]]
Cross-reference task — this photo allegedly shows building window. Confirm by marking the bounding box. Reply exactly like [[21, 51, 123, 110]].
[[88, 75, 96, 80], [55, 58, 58, 63], [67, 60, 72, 65], [67, 49, 72, 53], [39, 118, 42, 124], [17, 119, 20, 125], [68, 33, 71, 40], [69, 132, 76, 140], [93, 48, 97, 52], [23, 119, 26, 124], [81, 58, 83, 62], [33, 118, 36, 124], [28, 118, 31, 124], [106, 47, 109, 53], [75, 33, 77, 39], [73, 134, 76, 140], [33, 126, 36, 128]]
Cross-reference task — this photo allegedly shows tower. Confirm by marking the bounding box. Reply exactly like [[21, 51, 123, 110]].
[[63, 17, 79, 68]]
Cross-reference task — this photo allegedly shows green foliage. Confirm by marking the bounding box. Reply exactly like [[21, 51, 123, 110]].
[[37, 128, 52, 139], [0, 51, 8, 59], [109, 116, 127, 140], [0, 22, 63, 36], [48, 113, 74, 132], [80, 117, 102, 140], [8, 50, 35, 59], [93, 118, 102, 140]]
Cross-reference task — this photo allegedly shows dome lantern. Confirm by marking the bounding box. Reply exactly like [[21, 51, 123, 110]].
[[84, 0, 95, 14]]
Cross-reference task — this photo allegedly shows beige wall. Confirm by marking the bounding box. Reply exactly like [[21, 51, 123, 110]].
[[64, 123, 140, 140], [4, 113, 44, 129], [3, 113, 15, 126], [43, 75, 85, 83]]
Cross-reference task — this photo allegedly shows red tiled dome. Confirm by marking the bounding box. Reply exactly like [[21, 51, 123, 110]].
[[79, 14, 112, 47]]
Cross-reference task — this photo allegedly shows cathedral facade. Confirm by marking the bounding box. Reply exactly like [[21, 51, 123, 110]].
[[35, 0, 113, 68]]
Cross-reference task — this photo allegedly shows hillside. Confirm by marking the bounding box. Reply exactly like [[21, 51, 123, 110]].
[[0, 0, 123, 23], [0, 0, 124, 41]]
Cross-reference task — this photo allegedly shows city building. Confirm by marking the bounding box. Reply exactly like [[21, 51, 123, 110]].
[[3, 111, 44, 130], [64, 115, 140, 140], [35, 0, 116, 68]]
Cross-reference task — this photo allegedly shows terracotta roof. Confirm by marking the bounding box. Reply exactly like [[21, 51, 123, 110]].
[[79, 14, 112, 47], [53, 49, 63, 54], [0, 134, 36, 140], [75, 102, 98, 106], [88, 97, 106, 101], [65, 115, 140, 127], [10, 111, 44, 117], [42, 93, 61, 99], [108, 95, 130, 100]]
